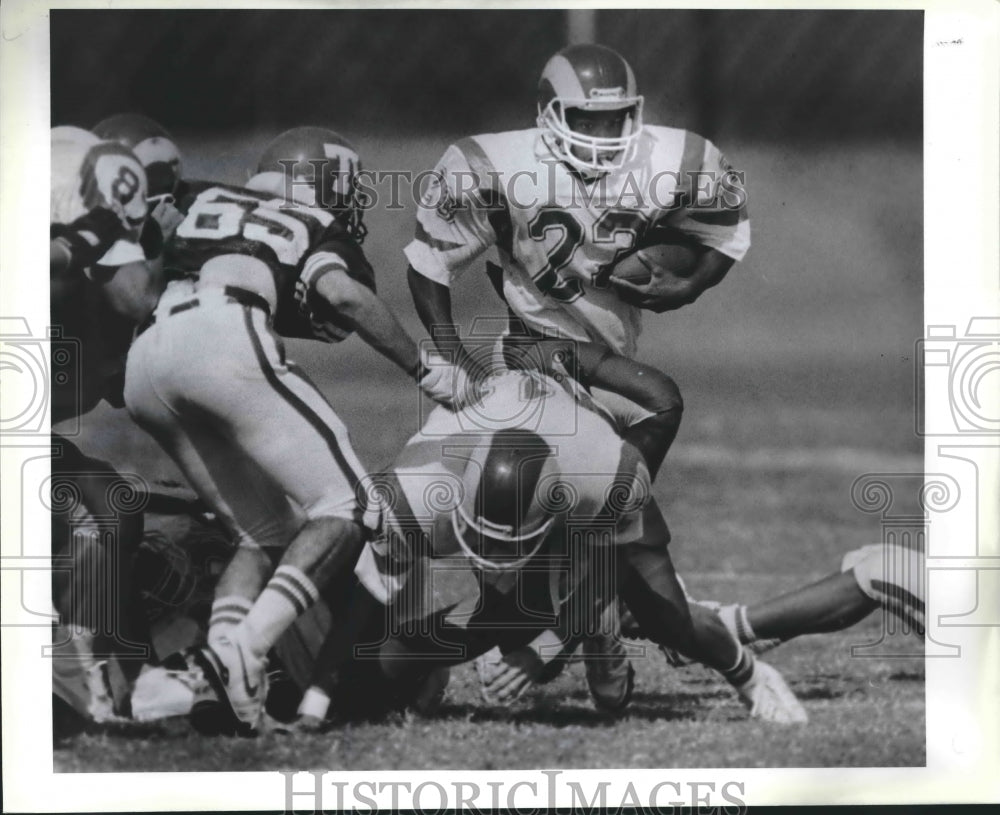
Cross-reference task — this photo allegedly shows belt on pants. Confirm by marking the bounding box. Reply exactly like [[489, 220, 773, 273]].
[[136, 285, 271, 337]]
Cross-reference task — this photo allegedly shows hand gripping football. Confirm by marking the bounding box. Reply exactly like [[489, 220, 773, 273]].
[[612, 229, 706, 285]]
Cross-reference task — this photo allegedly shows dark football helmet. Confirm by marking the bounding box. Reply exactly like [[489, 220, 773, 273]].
[[93, 113, 183, 202], [253, 126, 367, 243], [449, 429, 559, 572], [537, 43, 644, 174]]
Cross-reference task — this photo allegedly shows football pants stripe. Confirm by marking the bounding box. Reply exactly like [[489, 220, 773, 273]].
[[242, 307, 366, 527]]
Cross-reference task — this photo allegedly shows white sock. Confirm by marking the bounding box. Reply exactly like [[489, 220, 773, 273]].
[[297, 686, 331, 720], [242, 565, 319, 657], [209, 595, 252, 644]]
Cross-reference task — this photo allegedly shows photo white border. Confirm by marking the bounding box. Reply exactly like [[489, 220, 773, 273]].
[[2, 0, 998, 809]]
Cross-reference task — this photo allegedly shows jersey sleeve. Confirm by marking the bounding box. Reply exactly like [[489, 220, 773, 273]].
[[280, 226, 376, 344], [660, 134, 750, 262], [403, 142, 501, 286]]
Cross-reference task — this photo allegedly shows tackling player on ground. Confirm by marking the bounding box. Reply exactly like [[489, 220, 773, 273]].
[[284, 362, 806, 728]]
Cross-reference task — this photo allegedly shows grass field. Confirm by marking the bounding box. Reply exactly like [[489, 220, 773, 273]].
[[52, 136, 924, 770]]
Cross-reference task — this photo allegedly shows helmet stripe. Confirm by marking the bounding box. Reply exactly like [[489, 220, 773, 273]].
[[562, 44, 632, 97], [544, 54, 587, 100]]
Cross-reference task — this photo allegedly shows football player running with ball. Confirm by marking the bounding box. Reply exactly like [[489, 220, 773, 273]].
[[124, 126, 461, 733], [405, 43, 750, 697], [406, 43, 748, 462]]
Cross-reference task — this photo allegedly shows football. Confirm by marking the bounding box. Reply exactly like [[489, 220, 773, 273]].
[[612, 232, 706, 285]]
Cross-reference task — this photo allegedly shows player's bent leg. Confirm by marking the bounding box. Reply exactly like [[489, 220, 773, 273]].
[[618, 501, 693, 653], [618, 504, 807, 724], [201, 517, 364, 730], [582, 347, 683, 480]]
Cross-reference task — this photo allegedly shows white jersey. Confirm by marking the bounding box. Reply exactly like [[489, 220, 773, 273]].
[[355, 370, 650, 607], [405, 126, 750, 357]]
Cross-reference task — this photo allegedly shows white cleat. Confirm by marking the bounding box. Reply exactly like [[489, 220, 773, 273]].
[[131, 654, 211, 721], [198, 631, 269, 729], [736, 660, 808, 724], [84, 660, 128, 724]]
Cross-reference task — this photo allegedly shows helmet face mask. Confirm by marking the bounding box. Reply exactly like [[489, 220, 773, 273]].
[[449, 501, 555, 573], [447, 428, 560, 573], [537, 44, 644, 175]]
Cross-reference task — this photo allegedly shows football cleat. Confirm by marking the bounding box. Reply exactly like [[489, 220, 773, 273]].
[[84, 660, 128, 724], [194, 631, 269, 733], [130, 651, 212, 721], [410, 667, 451, 717], [581, 602, 635, 713], [268, 713, 328, 735], [735, 660, 808, 724]]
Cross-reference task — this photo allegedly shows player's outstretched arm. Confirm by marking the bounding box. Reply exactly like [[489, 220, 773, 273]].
[[610, 248, 734, 313], [315, 268, 462, 406], [317, 268, 421, 373], [407, 266, 470, 368]]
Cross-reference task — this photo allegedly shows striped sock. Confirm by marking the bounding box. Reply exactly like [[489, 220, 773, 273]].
[[241, 565, 320, 658], [735, 605, 757, 644], [209, 596, 253, 644], [720, 645, 756, 687]]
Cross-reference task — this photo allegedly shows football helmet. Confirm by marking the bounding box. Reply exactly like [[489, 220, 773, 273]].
[[133, 531, 196, 622], [51, 133, 149, 266], [449, 428, 559, 572], [537, 43, 644, 174], [250, 126, 367, 242], [51, 125, 100, 147], [93, 113, 183, 202]]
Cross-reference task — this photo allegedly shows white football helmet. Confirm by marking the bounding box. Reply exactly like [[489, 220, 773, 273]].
[[51, 131, 149, 266], [537, 43, 644, 174]]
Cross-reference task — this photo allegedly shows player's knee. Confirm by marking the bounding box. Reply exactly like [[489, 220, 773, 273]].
[[649, 373, 684, 417], [304, 515, 364, 566]]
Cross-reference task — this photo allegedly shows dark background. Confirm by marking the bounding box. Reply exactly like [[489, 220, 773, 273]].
[[52, 10, 921, 142], [52, 7, 924, 440]]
